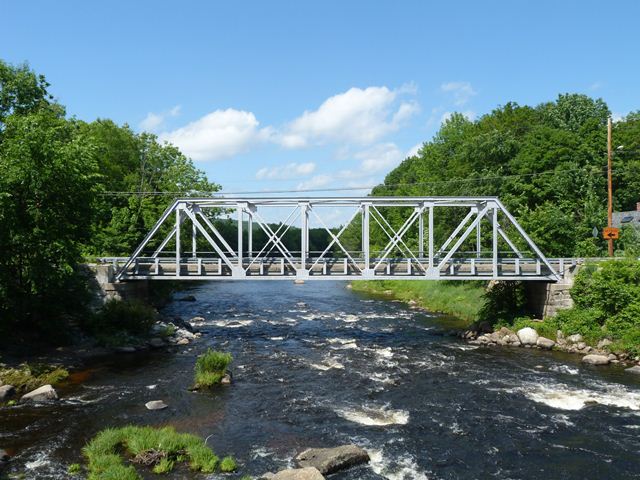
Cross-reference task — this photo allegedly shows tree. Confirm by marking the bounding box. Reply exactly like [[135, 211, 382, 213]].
[[0, 109, 98, 337]]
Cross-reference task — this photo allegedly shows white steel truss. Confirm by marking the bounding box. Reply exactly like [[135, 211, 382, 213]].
[[105, 196, 565, 282]]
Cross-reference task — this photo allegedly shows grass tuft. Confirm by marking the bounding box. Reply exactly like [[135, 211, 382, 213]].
[[220, 455, 238, 472], [194, 349, 232, 388], [0, 363, 69, 394], [82, 425, 229, 479]]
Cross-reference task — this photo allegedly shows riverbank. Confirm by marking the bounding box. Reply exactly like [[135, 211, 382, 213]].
[[350, 280, 486, 323]]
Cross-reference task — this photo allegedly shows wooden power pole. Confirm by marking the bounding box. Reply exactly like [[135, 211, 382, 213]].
[[607, 117, 613, 257]]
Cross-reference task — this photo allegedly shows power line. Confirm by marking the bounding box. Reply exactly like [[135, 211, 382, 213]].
[[98, 163, 625, 197]]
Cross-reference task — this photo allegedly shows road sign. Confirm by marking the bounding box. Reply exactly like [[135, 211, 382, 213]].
[[603, 227, 619, 240]]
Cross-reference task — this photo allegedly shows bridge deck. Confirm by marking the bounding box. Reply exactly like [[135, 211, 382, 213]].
[[103, 256, 574, 281]]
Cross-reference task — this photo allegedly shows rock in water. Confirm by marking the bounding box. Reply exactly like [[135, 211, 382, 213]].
[[271, 468, 325, 480], [179, 295, 196, 301], [582, 354, 610, 365], [0, 448, 9, 462], [625, 365, 640, 375], [20, 385, 58, 403], [517, 327, 538, 346], [148, 337, 165, 348], [536, 337, 555, 350], [295, 445, 370, 475], [145, 400, 168, 410], [0, 385, 16, 401]]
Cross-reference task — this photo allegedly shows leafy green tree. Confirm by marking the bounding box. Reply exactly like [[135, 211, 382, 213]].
[[0, 109, 98, 337]]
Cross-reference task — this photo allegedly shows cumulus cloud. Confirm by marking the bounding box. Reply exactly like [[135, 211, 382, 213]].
[[354, 143, 405, 174], [256, 162, 316, 180], [139, 105, 181, 132], [280, 86, 419, 148], [159, 108, 272, 161], [440, 81, 477, 106], [296, 174, 333, 191]]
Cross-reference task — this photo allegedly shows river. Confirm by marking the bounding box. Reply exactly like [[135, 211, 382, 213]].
[[2, 281, 640, 479]]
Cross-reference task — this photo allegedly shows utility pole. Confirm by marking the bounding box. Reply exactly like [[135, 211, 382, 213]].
[[607, 117, 613, 257]]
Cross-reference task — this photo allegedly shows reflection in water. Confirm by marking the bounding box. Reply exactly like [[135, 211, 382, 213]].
[[1, 280, 640, 479]]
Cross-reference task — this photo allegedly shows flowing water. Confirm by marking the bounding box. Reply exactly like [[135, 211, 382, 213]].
[[2, 281, 640, 479]]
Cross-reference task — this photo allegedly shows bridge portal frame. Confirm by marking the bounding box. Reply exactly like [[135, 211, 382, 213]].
[[108, 196, 560, 282]]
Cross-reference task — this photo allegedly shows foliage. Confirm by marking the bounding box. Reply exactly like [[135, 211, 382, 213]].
[[351, 280, 485, 323], [82, 425, 230, 479], [0, 364, 69, 394], [369, 95, 640, 258], [194, 349, 232, 388], [477, 282, 527, 325], [220, 456, 238, 472], [88, 299, 157, 337], [67, 463, 82, 475]]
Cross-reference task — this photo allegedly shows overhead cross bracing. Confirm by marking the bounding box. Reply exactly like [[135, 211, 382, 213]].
[[103, 196, 565, 282]]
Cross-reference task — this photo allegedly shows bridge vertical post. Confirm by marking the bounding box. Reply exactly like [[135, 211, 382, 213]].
[[418, 204, 424, 258], [476, 209, 481, 258], [237, 203, 243, 276], [301, 202, 309, 271], [428, 203, 434, 271], [248, 211, 253, 259], [492, 203, 498, 277], [175, 204, 181, 277], [362, 202, 372, 277], [191, 216, 197, 258]]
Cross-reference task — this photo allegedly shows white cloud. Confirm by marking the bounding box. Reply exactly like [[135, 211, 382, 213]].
[[159, 108, 272, 161], [139, 105, 181, 132], [440, 110, 476, 123], [280, 86, 419, 148], [589, 81, 603, 91], [407, 142, 423, 157], [354, 143, 405, 174], [296, 174, 333, 191], [256, 162, 316, 180], [440, 81, 477, 106]]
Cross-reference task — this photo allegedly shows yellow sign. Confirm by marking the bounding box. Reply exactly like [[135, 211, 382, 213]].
[[603, 227, 619, 240]]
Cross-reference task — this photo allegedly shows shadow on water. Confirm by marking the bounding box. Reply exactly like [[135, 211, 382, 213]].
[[1, 280, 639, 479]]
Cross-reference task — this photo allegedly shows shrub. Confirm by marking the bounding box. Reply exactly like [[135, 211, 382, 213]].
[[553, 307, 603, 340], [194, 349, 232, 388], [220, 456, 238, 472], [89, 299, 157, 336], [478, 281, 527, 325], [605, 302, 640, 337], [0, 364, 69, 393], [82, 425, 229, 479]]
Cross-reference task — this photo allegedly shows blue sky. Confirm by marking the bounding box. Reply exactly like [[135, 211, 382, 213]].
[[3, 0, 640, 200]]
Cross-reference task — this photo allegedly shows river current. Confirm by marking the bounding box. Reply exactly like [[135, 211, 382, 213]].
[[2, 281, 640, 479]]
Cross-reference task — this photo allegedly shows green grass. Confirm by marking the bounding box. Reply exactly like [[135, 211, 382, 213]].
[[0, 364, 69, 394], [68, 463, 82, 475], [81, 425, 232, 479], [351, 280, 486, 323], [220, 455, 238, 472], [194, 349, 232, 389]]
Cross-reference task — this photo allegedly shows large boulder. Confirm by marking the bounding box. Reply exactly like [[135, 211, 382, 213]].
[[517, 327, 539, 346], [296, 445, 370, 475], [582, 354, 610, 365], [20, 385, 58, 403], [536, 337, 555, 350], [267, 467, 325, 480], [566, 334, 583, 344], [0, 385, 16, 401]]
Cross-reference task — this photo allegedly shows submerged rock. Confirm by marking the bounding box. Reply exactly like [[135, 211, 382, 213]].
[[148, 337, 165, 348], [267, 467, 325, 480], [625, 365, 640, 375], [179, 295, 196, 301], [145, 400, 168, 410], [582, 354, 610, 365], [536, 337, 555, 350], [20, 384, 58, 403], [0, 448, 9, 466], [0, 385, 15, 401], [517, 327, 538, 346], [296, 445, 370, 475]]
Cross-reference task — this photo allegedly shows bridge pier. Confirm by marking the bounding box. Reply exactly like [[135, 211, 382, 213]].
[[87, 264, 149, 304], [524, 263, 579, 318]]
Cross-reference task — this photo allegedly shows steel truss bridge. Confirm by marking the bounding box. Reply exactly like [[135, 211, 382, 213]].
[[104, 196, 571, 282]]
